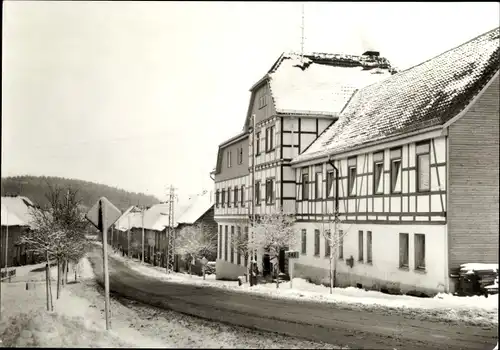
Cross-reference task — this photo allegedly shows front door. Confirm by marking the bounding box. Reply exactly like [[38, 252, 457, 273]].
[[262, 254, 271, 276]]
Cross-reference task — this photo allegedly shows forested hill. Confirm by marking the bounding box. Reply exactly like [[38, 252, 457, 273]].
[[1, 175, 160, 211]]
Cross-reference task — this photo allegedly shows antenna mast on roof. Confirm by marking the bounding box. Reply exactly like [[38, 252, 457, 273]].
[[300, 3, 305, 63]]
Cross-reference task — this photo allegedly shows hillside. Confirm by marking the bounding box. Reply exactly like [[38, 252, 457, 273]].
[[1, 175, 160, 211]]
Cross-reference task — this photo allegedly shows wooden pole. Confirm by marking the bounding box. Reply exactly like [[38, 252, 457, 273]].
[[101, 200, 111, 330], [141, 209, 145, 264], [127, 215, 131, 258]]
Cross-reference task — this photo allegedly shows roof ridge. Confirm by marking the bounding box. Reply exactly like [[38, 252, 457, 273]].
[[399, 27, 499, 74]]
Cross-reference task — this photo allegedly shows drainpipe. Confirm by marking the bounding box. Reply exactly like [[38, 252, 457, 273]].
[[327, 155, 339, 288]]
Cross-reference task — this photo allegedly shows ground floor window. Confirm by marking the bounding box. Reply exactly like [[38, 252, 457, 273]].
[[367, 231, 372, 263], [399, 233, 409, 268], [414, 233, 426, 270], [224, 225, 228, 261]]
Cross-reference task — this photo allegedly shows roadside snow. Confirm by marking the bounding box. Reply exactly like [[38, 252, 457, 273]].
[[112, 252, 497, 312]]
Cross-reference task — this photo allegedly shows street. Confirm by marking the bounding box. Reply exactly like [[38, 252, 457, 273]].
[[88, 248, 497, 350]]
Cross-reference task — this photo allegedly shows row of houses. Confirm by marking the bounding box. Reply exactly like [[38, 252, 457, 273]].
[[110, 190, 217, 271], [211, 28, 499, 294]]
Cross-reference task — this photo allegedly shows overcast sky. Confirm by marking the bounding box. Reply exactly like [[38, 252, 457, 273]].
[[2, 1, 499, 202]]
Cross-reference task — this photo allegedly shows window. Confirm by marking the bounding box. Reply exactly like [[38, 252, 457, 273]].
[[339, 230, 344, 259], [326, 170, 335, 198], [256, 132, 261, 155], [244, 227, 249, 266], [241, 185, 245, 207], [358, 230, 364, 261], [265, 125, 275, 152], [416, 141, 430, 192], [302, 169, 309, 200], [234, 187, 239, 207], [227, 150, 232, 168], [348, 157, 357, 197], [215, 190, 220, 208], [414, 234, 426, 270], [236, 226, 242, 265], [265, 178, 275, 204], [373, 152, 384, 195], [367, 231, 372, 263], [224, 226, 228, 261], [221, 189, 226, 207], [238, 147, 243, 165], [390, 148, 402, 193], [325, 230, 331, 257], [399, 233, 409, 268], [219, 225, 223, 259], [314, 229, 320, 256], [315, 172, 323, 199], [230, 226, 235, 263], [228, 188, 232, 207], [301, 229, 307, 254], [255, 181, 261, 205]]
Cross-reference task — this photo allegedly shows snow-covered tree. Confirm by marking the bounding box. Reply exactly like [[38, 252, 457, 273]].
[[21, 184, 90, 302], [174, 222, 217, 277], [318, 208, 350, 294], [252, 209, 298, 289]]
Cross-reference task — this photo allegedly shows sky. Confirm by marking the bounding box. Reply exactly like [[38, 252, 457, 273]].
[[2, 1, 499, 202]]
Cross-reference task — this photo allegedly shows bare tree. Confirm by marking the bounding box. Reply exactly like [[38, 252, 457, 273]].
[[252, 209, 298, 289], [21, 184, 90, 302], [319, 208, 351, 294], [174, 223, 217, 278]]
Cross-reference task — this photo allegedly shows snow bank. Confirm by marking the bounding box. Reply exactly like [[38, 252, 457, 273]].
[[78, 257, 96, 280]]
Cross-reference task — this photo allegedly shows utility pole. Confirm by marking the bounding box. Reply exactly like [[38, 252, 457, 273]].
[[165, 185, 177, 273], [300, 3, 305, 63], [127, 215, 131, 258]]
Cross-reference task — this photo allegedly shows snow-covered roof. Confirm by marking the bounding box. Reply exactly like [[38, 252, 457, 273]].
[[293, 28, 500, 164], [1, 196, 37, 228], [1, 203, 27, 227], [268, 52, 394, 116], [176, 191, 214, 225], [460, 263, 499, 275]]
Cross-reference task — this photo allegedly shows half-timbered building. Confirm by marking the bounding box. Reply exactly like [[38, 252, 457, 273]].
[[214, 50, 395, 279], [290, 28, 499, 294]]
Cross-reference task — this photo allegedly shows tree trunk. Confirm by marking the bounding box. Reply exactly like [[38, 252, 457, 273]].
[[65, 260, 69, 284], [56, 259, 61, 299], [45, 261, 50, 311], [61, 260, 66, 287], [329, 251, 333, 294]]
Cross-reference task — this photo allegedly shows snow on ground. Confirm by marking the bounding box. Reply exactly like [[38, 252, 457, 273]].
[[108, 251, 498, 327], [0, 257, 163, 348], [2, 261, 58, 283]]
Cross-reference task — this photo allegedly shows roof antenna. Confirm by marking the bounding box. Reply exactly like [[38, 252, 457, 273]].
[[300, 3, 305, 63]]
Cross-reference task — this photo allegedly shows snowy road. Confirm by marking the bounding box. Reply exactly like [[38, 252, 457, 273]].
[[88, 249, 497, 350]]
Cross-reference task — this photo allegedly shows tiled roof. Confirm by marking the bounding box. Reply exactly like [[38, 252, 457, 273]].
[[293, 28, 500, 163], [268, 52, 395, 116]]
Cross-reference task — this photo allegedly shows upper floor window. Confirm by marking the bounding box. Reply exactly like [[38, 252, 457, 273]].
[[373, 151, 384, 195], [390, 148, 402, 193], [265, 178, 275, 205], [416, 141, 430, 192], [241, 185, 246, 207], [215, 190, 220, 208], [227, 150, 232, 168], [238, 147, 243, 164], [256, 132, 261, 155], [227, 188, 232, 207], [326, 170, 336, 198], [301, 169, 309, 200], [221, 189, 226, 207], [315, 171, 323, 199], [234, 186, 239, 207], [265, 125, 275, 152], [255, 181, 261, 205], [348, 157, 357, 197]]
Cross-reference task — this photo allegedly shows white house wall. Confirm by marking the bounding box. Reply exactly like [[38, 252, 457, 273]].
[[292, 222, 447, 294]]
